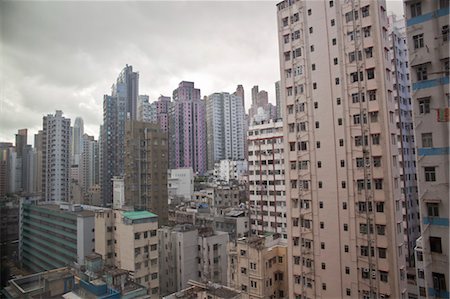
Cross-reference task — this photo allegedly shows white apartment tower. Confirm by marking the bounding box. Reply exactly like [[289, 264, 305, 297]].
[[248, 120, 287, 239], [388, 14, 421, 271], [206, 92, 246, 170], [42, 110, 71, 202], [277, 1, 408, 298], [404, 1, 449, 298]]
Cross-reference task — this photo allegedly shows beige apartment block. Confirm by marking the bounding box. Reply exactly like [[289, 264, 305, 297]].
[[404, 0, 449, 298], [277, 0, 408, 298], [228, 235, 288, 299], [95, 209, 159, 297]]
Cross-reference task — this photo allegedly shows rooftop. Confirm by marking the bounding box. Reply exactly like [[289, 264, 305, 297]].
[[122, 210, 158, 220]]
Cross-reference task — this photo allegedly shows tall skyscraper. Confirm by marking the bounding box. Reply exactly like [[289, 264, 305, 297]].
[[169, 81, 206, 174], [71, 117, 84, 165], [15, 129, 28, 193], [277, 1, 407, 297], [80, 134, 98, 199], [101, 65, 139, 206], [206, 92, 245, 170], [404, 1, 449, 298], [112, 64, 139, 121], [124, 120, 168, 224], [42, 110, 70, 202]]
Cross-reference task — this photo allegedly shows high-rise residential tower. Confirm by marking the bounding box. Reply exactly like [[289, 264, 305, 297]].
[[388, 14, 421, 273], [277, 1, 408, 297], [206, 92, 245, 170], [42, 110, 70, 202], [124, 120, 168, 224], [404, 1, 449, 298], [248, 119, 287, 239], [275, 80, 282, 120], [169, 81, 206, 174]]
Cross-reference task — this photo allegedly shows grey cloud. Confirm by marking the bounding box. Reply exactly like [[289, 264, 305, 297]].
[[0, 1, 402, 143]]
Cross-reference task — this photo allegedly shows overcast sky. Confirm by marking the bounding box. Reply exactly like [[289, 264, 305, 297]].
[[0, 1, 404, 144]]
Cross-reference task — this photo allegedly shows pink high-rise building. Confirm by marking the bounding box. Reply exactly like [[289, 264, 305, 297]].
[[170, 81, 206, 174]]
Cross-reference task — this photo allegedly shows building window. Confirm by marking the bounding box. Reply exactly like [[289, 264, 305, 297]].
[[339, 139, 344, 147], [346, 288, 351, 296], [368, 90, 376, 101], [344, 245, 349, 252], [331, 19, 335, 26], [417, 97, 431, 114], [413, 34, 424, 49], [378, 248, 387, 259], [366, 68, 375, 80], [424, 167, 436, 182], [376, 202, 384, 213], [335, 78, 340, 85], [427, 203, 439, 217], [313, 82, 317, 89], [338, 118, 342, 125], [282, 17, 288, 27], [362, 5, 370, 17], [334, 58, 338, 65], [410, 2, 422, 17], [443, 25, 449, 42], [343, 224, 348, 231], [380, 271, 388, 282], [337, 97, 341, 105], [422, 132, 433, 147], [374, 179, 383, 190], [432, 272, 447, 292], [416, 64, 428, 81], [332, 38, 337, 45], [329, 1, 334, 7], [430, 237, 442, 253]]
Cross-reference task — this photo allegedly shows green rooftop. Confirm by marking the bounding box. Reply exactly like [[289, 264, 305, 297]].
[[122, 210, 158, 220]]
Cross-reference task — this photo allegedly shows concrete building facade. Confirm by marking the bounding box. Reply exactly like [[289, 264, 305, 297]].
[[158, 225, 229, 297], [248, 120, 287, 239], [206, 92, 246, 170], [227, 235, 288, 299], [124, 120, 168, 224], [42, 111, 71, 202], [95, 209, 160, 297], [19, 200, 96, 273], [277, 1, 408, 297], [404, 1, 449, 298]]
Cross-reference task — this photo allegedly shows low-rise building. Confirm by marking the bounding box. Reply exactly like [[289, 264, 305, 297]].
[[158, 225, 229, 297], [228, 235, 288, 299], [95, 209, 159, 297], [19, 200, 97, 273], [168, 168, 194, 203]]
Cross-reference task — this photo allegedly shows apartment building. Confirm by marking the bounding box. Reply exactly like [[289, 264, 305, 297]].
[[388, 15, 420, 269], [206, 92, 246, 170], [169, 81, 207, 174], [19, 200, 96, 273], [248, 120, 287, 239], [158, 225, 229, 297], [227, 235, 288, 299], [95, 209, 160, 297], [277, 0, 407, 297], [42, 111, 71, 202], [404, 1, 449, 298], [124, 120, 168, 224]]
